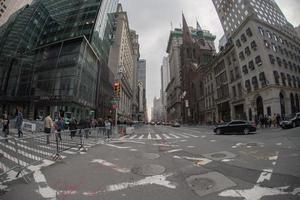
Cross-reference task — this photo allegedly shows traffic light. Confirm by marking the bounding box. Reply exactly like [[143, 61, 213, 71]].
[[114, 82, 120, 97]]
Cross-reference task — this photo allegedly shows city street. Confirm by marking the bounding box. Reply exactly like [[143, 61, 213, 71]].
[[1, 125, 300, 200]]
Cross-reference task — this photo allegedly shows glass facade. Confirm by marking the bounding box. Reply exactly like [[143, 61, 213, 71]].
[[0, 0, 119, 119]]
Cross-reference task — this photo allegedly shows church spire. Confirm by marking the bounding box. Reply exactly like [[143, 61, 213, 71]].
[[182, 13, 193, 45]]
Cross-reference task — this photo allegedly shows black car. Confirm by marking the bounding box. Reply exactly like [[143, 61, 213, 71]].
[[280, 113, 300, 129], [214, 120, 256, 135]]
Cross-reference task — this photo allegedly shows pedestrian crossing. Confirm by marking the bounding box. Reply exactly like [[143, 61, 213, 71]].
[[119, 132, 198, 140], [0, 136, 100, 183]]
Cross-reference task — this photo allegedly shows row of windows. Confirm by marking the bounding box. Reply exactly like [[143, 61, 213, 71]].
[[238, 40, 257, 60], [235, 27, 253, 47], [241, 56, 262, 74], [273, 71, 300, 88], [268, 54, 300, 74], [264, 39, 300, 64], [258, 26, 300, 55], [245, 72, 268, 92]]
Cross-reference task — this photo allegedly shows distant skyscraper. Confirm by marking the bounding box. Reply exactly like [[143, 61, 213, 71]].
[[0, 0, 33, 26], [137, 59, 147, 121], [212, 0, 297, 39]]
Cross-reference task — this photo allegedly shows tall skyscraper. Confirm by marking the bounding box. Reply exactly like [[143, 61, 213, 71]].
[[0, 0, 33, 26], [137, 59, 147, 121], [212, 0, 300, 121], [212, 0, 297, 39], [0, 0, 119, 119]]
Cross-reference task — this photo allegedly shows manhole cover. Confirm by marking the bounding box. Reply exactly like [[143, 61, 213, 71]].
[[131, 164, 165, 176], [142, 153, 160, 159], [188, 177, 215, 191], [210, 153, 226, 158]]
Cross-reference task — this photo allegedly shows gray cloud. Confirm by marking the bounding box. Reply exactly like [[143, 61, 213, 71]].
[[119, 0, 300, 119]]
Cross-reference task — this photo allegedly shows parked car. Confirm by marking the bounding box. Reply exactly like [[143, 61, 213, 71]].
[[150, 121, 155, 125], [280, 113, 300, 129], [172, 122, 181, 127], [214, 120, 256, 135]]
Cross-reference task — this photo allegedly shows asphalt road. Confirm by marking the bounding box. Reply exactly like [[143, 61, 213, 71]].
[[1, 125, 300, 200]]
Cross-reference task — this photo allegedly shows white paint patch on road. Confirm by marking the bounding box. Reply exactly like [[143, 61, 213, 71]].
[[138, 135, 144, 139], [219, 185, 300, 200], [269, 151, 279, 161], [105, 144, 131, 149], [187, 146, 195, 148], [121, 140, 145, 144], [82, 173, 176, 196], [173, 155, 182, 159], [201, 135, 206, 138], [33, 170, 57, 200], [256, 169, 273, 183], [232, 146, 237, 148], [272, 162, 276, 166], [155, 134, 162, 140], [106, 173, 176, 192], [129, 135, 137, 139], [167, 149, 183, 153], [130, 149, 138, 152], [169, 134, 180, 139], [210, 140, 216, 142], [162, 134, 171, 139], [180, 139, 187, 142], [174, 156, 212, 165], [276, 142, 282, 146], [222, 159, 234, 162], [153, 144, 179, 147], [147, 133, 152, 140], [180, 132, 199, 138], [91, 159, 130, 173]]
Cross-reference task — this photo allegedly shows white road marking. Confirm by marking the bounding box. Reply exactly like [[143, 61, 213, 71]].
[[180, 139, 187, 142], [276, 143, 282, 146], [201, 135, 206, 138], [138, 135, 144, 139], [176, 133, 189, 138], [147, 133, 152, 140], [180, 132, 199, 138], [169, 134, 180, 139], [187, 146, 195, 148], [257, 169, 273, 183], [82, 173, 176, 196], [91, 159, 130, 173], [173, 156, 211, 165], [105, 144, 131, 149], [272, 162, 277, 166], [129, 135, 137, 139], [130, 149, 138, 152], [269, 152, 279, 161], [167, 149, 183, 153], [222, 159, 234, 162], [162, 134, 171, 139], [155, 134, 162, 140], [210, 140, 216, 142]]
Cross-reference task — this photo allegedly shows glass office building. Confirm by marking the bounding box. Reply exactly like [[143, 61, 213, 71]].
[[0, 0, 118, 119]]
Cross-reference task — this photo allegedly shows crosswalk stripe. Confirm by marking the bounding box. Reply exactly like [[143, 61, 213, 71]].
[[129, 135, 137, 139], [171, 133, 189, 138], [155, 134, 162, 140], [138, 135, 144, 139], [169, 134, 180, 139], [181, 132, 199, 138], [147, 133, 152, 140], [162, 134, 171, 139], [8, 140, 52, 157]]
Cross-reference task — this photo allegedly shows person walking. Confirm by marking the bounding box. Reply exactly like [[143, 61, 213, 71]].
[[69, 118, 77, 139], [55, 116, 64, 141], [2, 114, 9, 142], [15, 109, 23, 138], [104, 119, 111, 140], [44, 113, 53, 144]]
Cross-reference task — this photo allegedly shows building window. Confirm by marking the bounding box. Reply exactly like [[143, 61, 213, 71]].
[[258, 27, 264, 36], [252, 76, 259, 90], [246, 28, 253, 37], [238, 83, 242, 96], [281, 73, 286, 86], [288, 61, 293, 71], [230, 70, 234, 82], [269, 54, 275, 64], [245, 80, 251, 93], [287, 74, 292, 87], [245, 47, 251, 56], [271, 43, 277, 52], [297, 77, 300, 88], [259, 72, 267, 87], [239, 51, 245, 60], [255, 56, 262, 66], [273, 71, 280, 85], [276, 57, 282, 67], [235, 66, 241, 79], [241, 34, 247, 43], [232, 86, 237, 97], [250, 40, 257, 50], [264, 40, 270, 48], [249, 60, 255, 70], [235, 39, 241, 48], [278, 46, 283, 54], [292, 76, 297, 88], [283, 59, 288, 68], [266, 30, 272, 38], [242, 65, 248, 74]]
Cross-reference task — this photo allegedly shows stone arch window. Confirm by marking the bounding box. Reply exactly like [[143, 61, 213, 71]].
[[290, 93, 296, 114]]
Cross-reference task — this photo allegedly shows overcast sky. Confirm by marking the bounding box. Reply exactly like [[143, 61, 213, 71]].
[[119, 0, 300, 119]]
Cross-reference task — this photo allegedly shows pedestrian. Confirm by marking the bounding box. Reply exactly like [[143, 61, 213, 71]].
[[15, 108, 23, 138], [55, 116, 64, 141], [104, 118, 111, 139], [69, 118, 77, 139], [44, 113, 53, 144], [276, 114, 281, 127], [272, 114, 277, 127], [2, 114, 9, 142]]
